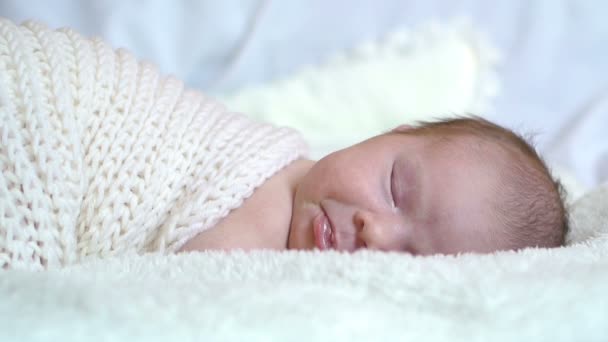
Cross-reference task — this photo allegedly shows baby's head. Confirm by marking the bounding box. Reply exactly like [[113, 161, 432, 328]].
[[288, 117, 568, 255]]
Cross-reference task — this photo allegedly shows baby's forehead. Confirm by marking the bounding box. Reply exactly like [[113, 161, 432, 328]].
[[410, 132, 510, 162]]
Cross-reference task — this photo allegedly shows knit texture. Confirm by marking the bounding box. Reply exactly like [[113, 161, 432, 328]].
[[0, 19, 307, 270]]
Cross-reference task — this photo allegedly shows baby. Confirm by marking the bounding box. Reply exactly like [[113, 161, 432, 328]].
[[0, 19, 567, 270], [180, 117, 568, 255]]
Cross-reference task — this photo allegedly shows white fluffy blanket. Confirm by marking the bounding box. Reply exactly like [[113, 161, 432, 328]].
[[1, 184, 607, 341], [223, 19, 499, 159]]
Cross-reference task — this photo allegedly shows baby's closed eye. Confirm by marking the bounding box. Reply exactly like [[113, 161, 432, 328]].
[[390, 158, 420, 213]]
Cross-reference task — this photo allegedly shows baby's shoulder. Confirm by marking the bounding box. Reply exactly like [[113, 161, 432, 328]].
[[179, 159, 309, 251]]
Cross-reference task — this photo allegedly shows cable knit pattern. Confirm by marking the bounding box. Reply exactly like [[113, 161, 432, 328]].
[[0, 19, 308, 270]]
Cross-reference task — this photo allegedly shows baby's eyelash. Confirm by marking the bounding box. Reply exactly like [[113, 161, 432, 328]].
[[390, 164, 397, 208]]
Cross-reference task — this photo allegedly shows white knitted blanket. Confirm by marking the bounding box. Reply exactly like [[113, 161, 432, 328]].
[[0, 19, 307, 270]]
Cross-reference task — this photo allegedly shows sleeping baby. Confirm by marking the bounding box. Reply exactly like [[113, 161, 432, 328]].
[[0, 19, 567, 269], [180, 117, 568, 255]]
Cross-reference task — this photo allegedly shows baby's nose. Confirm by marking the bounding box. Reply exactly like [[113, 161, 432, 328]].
[[354, 210, 406, 251]]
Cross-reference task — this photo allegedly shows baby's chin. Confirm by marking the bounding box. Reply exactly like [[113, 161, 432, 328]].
[[285, 196, 303, 250], [286, 222, 298, 249], [286, 219, 310, 251], [286, 200, 317, 250]]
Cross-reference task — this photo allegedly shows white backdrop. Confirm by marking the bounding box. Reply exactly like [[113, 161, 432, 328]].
[[2, 0, 607, 189]]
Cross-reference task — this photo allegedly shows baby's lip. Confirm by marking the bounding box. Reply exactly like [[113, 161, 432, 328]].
[[313, 207, 335, 250], [321, 200, 358, 252]]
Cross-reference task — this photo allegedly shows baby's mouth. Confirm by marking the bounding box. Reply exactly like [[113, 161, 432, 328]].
[[313, 208, 335, 250]]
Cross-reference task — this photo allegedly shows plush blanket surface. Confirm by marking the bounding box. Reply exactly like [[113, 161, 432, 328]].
[[0, 19, 306, 270], [1, 240, 607, 341], [1, 184, 607, 341]]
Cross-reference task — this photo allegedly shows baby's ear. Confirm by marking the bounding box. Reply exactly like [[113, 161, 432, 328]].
[[391, 124, 414, 133]]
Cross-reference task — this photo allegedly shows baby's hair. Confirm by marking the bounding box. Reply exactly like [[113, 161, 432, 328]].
[[403, 116, 568, 249]]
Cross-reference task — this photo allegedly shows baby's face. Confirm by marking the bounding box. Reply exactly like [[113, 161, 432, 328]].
[[288, 131, 512, 255]]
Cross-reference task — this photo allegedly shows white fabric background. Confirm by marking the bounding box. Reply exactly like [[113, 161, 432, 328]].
[[2, 0, 607, 188]]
